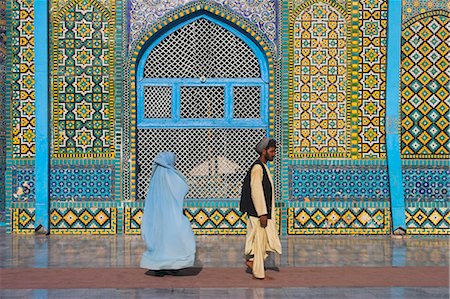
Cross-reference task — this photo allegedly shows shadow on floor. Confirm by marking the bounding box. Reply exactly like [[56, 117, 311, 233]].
[[145, 267, 203, 277]]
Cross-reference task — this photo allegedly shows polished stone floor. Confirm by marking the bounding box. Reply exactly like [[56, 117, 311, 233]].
[[0, 227, 449, 298]]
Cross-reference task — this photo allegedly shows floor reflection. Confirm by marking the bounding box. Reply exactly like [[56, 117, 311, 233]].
[[1, 228, 448, 268]]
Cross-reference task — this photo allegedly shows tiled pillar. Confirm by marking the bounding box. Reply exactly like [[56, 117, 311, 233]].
[[385, 0, 406, 233], [34, 0, 50, 231]]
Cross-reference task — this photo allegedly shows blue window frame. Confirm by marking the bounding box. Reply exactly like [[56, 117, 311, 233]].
[[136, 14, 269, 129]]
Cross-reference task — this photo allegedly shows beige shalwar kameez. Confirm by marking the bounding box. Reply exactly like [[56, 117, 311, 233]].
[[244, 163, 282, 279]]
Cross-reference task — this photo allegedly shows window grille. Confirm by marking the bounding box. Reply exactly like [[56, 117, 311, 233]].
[[180, 86, 225, 119], [143, 86, 172, 118], [137, 129, 265, 200], [136, 16, 268, 201], [233, 86, 261, 118], [143, 18, 261, 78]]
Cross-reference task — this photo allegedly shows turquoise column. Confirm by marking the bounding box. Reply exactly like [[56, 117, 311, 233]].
[[386, 0, 406, 233], [34, 0, 50, 232]]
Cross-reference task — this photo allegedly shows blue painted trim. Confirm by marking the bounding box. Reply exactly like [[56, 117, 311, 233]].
[[225, 84, 233, 120], [172, 83, 180, 121], [34, 0, 50, 231], [139, 78, 266, 84], [386, 0, 406, 232], [137, 119, 268, 129], [136, 13, 269, 129]]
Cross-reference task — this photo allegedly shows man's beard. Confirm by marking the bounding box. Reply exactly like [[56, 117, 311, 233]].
[[265, 154, 274, 161]]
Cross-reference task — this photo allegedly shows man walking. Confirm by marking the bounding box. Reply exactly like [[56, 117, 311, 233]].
[[240, 138, 282, 279]]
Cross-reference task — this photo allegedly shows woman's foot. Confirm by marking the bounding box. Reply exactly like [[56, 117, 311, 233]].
[[245, 260, 253, 269]]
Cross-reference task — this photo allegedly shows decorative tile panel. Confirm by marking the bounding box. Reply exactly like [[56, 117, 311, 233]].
[[0, 0, 5, 216], [289, 2, 349, 158], [10, 0, 35, 158], [11, 208, 35, 233], [52, 0, 115, 157], [185, 207, 248, 234], [11, 167, 113, 202], [129, 0, 277, 45], [50, 167, 113, 201], [358, 0, 387, 158], [290, 166, 390, 201], [125, 207, 249, 235], [406, 203, 449, 234], [50, 207, 117, 234], [287, 206, 390, 234], [402, 0, 450, 23], [124, 207, 143, 235], [400, 12, 450, 159], [403, 168, 449, 202], [12, 168, 36, 202]]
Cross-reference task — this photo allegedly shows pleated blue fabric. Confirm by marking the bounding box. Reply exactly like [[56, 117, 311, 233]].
[[140, 152, 196, 270]]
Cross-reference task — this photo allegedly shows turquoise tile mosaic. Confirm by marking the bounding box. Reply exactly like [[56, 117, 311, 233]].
[[406, 202, 449, 234], [403, 168, 449, 202], [50, 168, 113, 201], [11, 168, 35, 202], [290, 166, 390, 201], [0, 0, 5, 220], [12, 167, 113, 202], [402, 0, 450, 23]]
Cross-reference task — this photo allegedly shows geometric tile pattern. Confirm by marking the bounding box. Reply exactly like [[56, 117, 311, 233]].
[[50, 168, 113, 201], [402, 0, 450, 23], [403, 168, 450, 202], [124, 207, 250, 235], [11, 206, 117, 234], [358, 0, 387, 158], [123, 207, 143, 235], [400, 13, 450, 159], [184, 207, 249, 234], [290, 3, 348, 157], [10, 0, 36, 158], [128, 0, 277, 45], [290, 166, 390, 201], [12, 168, 36, 202], [11, 167, 113, 202], [50, 207, 117, 234], [406, 204, 449, 234], [52, 0, 115, 157], [11, 208, 35, 233], [0, 0, 5, 216], [287, 206, 390, 234]]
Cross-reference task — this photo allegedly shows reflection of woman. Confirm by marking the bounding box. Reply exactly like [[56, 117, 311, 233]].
[[140, 152, 196, 272]]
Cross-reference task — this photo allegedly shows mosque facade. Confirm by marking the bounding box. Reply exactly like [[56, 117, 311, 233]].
[[0, 0, 448, 235]]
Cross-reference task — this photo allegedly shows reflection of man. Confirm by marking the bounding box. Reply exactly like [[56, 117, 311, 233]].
[[240, 138, 282, 279]]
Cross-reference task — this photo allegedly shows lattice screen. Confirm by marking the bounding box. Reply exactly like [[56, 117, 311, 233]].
[[137, 129, 264, 200], [180, 86, 225, 118], [137, 17, 267, 200], [143, 18, 260, 78], [233, 86, 261, 118], [144, 86, 172, 118]]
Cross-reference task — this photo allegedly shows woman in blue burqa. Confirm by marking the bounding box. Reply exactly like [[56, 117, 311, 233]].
[[140, 152, 196, 274]]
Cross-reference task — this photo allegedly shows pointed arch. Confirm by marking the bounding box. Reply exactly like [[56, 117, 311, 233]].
[[126, 5, 276, 201]]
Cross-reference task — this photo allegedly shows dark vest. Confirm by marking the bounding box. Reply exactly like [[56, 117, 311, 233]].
[[239, 160, 273, 219]]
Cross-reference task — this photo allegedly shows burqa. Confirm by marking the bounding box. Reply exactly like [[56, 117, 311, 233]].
[[140, 152, 196, 270]]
